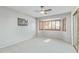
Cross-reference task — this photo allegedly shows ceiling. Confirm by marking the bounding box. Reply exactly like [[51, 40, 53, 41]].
[[7, 6, 76, 18]]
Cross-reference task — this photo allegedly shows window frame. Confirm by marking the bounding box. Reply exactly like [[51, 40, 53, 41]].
[[39, 20, 61, 31]]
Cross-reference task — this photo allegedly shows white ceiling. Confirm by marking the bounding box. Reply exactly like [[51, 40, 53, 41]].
[[7, 6, 75, 18]]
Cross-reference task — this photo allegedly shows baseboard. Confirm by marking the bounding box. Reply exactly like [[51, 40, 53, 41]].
[[0, 35, 36, 49]]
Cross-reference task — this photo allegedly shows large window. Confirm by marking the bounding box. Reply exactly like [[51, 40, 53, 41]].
[[39, 18, 66, 31], [39, 20, 61, 31]]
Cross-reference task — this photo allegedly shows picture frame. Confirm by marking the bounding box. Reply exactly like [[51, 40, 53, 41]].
[[18, 17, 28, 26]]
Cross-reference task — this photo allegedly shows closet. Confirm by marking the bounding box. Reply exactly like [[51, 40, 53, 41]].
[[73, 8, 79, 52]]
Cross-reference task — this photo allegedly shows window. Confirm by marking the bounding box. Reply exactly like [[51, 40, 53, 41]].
[[39, 20, 61, 31], [39, 21, 52, 30], [39, 21, 43, 30], [62, 17, 66, 31], [56, 21, 60, 29], [52, 21, 55, 30]]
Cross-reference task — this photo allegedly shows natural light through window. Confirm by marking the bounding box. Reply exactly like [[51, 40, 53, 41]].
[[39, 18, 66, 31]]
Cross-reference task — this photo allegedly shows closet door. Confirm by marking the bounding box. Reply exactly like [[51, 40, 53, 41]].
[[77, 9, 79, 52], [73, 8, 79, 52], [73, 11, 78, 52]]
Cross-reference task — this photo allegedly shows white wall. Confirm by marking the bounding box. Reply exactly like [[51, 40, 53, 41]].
[[0, 7, 36, 48], [36, 13, 71, 43]]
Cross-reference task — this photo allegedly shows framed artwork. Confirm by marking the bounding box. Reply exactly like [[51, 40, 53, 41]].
[[18, 18, 28, 26]]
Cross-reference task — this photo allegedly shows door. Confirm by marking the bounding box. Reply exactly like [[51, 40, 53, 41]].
[[77, 9, 79, 52], [73, 8, 79, 52]]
